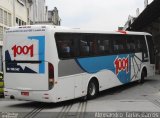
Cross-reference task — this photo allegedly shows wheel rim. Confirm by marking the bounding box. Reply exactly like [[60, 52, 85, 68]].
[[88, 82, 96, 96]]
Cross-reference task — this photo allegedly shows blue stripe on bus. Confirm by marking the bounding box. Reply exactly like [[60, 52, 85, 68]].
[[28, 36, 45, 74], [76, 54, 131, 84]]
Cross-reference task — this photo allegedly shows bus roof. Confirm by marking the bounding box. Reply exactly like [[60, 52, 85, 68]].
[[6, 25, 151, 36]]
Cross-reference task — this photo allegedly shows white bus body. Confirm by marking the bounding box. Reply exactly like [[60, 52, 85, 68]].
[[3, 25, 155, 102]]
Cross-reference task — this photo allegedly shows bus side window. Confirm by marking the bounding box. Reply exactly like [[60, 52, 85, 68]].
[[134, 36, 148, 61], [146, 35, 155, 64], [80, 40, 90, 56], [79, 34, 99, 57], [113, 40, 117, 53], [97, 39, 111, 55], [126, 36, 136, 53], [130, 43, 135, 51], [57, 40, 71, 58], [113, 40, 123, 54], [62, 44, 70, 53], [141, 38, 148, 58], [127, 43, 131, 50], [120, 45, 124, 50], [55, 33, 79, 59], [136, 39, 142, 52], [104, 40, 110, 54], [114, 44, 119, 51], [133, 36, 147, 54], [98, 40, 105, 54]]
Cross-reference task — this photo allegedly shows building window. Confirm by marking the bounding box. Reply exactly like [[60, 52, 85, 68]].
[[19, 19, 22, 26], [8, 13, 12, 26], [16, 17, 19, 26], [4, 11, 7, 25], [16, 17, 25, 26], [0, 9, 3, 24], [0, 26, 3, 41]]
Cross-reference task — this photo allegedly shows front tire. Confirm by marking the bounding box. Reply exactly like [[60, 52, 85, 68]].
[[139, 69, 147, 83], [87, 79, 99, 100]]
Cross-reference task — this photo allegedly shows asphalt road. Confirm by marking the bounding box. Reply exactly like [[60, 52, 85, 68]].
[[0, 75, 160, 118]]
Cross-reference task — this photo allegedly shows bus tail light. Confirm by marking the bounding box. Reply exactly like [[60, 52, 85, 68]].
[[48, 63, 54, 90]]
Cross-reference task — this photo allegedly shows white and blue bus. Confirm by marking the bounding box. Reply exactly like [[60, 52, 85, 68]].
[[3, 25, 155, 102]]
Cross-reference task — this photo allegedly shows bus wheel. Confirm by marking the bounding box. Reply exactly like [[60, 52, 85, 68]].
[[87, 79, 99, 100], [140, 68, 147, 84]]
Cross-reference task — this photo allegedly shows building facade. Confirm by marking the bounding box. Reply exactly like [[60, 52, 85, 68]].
[[48, 7, 61, 25], [35, 7, 61, 25], [123, 15, 136, 30], [0, 0, 28, 40], [28, 0, 48, 24]]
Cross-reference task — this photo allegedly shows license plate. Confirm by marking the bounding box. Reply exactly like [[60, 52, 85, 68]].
[[21, 91, 29, 96]]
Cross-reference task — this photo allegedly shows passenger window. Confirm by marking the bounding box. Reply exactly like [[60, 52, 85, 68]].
[[140, 38, 148, 59], [80, 40, 90, 56], [89, 39, 98, 55], [132, 35, 148, 61], [146, 35, 155, 64], [135, 39, 142, 52], [80, 37, 98, 57], [126, 38, 135, 52], [55, 33, 78, 59], [113, 39, 125, 54], [57, 40, 71, 58], [98, 39, 110, 54]]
